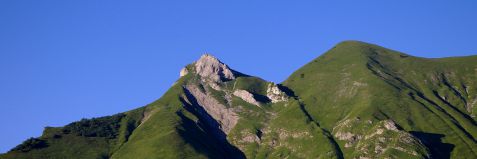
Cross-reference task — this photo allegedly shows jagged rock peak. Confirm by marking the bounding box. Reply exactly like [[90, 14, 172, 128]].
[[266, 83, 288, 103], [193, 54, 236, 82]]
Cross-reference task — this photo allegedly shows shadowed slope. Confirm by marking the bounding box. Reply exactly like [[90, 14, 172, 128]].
[[283, 41, 477, 158], [2, 41, 476, 159]]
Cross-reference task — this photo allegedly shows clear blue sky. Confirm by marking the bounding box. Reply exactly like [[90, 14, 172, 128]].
[[0, 0, 476, 153]]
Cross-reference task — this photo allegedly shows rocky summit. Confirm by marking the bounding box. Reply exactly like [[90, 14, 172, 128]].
[[2, 41, 477, 159]]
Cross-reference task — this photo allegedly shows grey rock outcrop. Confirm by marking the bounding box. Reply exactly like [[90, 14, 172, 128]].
[[266, 83, 288, 103], [184, 84, 239, 134], [194, 54, 236, 82], [332, 118, 429, 158], [233, 89, 261, 106]]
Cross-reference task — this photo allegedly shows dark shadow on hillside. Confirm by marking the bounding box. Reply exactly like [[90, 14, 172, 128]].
[[410, 131, 454, 159], [252, 93, 271, 103], [231, 69, 251, 78], [176, 112, 230, 159], [432, 90, 477, 127], [274, 84, 344, 159], [179, 88, 246, 159], [220, 69, 251, 82], [276, 84, 296, 97]]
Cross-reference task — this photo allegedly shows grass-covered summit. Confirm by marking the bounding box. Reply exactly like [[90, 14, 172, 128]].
[[1, 41, 476, 159], [284, 41, 477, 158]]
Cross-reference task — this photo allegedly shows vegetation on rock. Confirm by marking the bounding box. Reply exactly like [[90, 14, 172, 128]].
[[2, 41, 476, 159]]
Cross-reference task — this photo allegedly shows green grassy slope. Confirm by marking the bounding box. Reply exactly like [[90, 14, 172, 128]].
[[111, 65, 341, 159], [0, 107, 145, 159], [283, 41, 477, 159], [2, 41, 476, 159], [109, 75, 242, 159]]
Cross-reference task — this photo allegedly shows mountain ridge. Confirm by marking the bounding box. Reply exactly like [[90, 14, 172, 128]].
[[1, 41, 476, 159]]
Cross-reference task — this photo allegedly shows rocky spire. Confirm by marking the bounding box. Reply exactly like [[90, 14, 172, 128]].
[[192, 54, 236, 82]]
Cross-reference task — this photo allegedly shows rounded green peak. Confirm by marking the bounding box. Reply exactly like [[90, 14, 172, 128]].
[[333, 40, 384, 51], [335, 40, 373, 46], [327, 40, 413, 59]]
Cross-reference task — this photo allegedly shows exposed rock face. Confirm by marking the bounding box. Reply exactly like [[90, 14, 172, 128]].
[[335, 131, 361, 148], [233, 89, 260, 106], [469, 97, 477, 116], [239, 131, 261, 143], [179, 67, 189, 77], [333, 118, 429, 158], [354, 120, 426, 158], [178, 54, 245, 135], [383, 120, 398, 131], [139, 109, 157, 127], [184, 84, 239, 134], [266, 83, 288, 103], [194, 54, 236, 82]]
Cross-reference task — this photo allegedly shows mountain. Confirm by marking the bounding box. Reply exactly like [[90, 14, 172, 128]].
[[1, 41, 476, 159]]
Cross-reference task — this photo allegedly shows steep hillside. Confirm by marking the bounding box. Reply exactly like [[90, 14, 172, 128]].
[[1, 42, 476, 159], [283, 41, 477, 158], [99, 54, 343, 159], [0, 107, 146, 159]]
